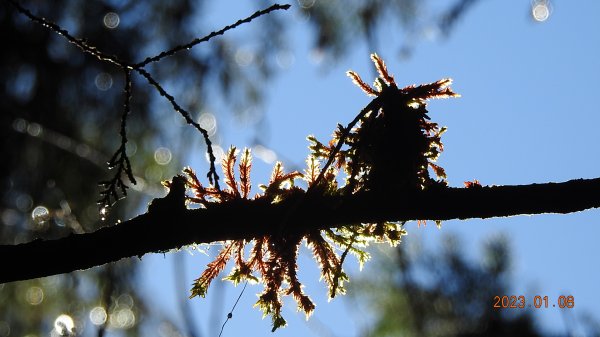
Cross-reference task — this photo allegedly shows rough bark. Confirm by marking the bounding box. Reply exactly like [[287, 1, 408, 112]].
[[2, 177, 599, 284]]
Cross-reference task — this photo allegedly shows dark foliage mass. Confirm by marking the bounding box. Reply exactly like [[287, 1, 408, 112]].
[[1, 0, 289, 335]]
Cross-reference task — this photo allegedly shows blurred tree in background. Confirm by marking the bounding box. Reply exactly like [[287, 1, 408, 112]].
[[352, 235, 539, 337], [1, 0, 544, 335], [1, 1, 288, 335], [351, 234, 600, 337]]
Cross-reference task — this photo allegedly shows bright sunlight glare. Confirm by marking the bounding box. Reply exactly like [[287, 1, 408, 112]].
[[53, 314, 75, 336], [31, 205, 49, 224], [99, 207, 108, 221]]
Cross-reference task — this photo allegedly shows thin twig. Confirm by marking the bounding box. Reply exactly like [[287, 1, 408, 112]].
[[274, 97, 383, 235], [275, 96, 382, 239], [98, 69, 137, 207], [120, 69, 136, 184], [277, 96, 381, 236], [135, 68, 220, 189], [135, 4, 291, 68], [219, 281, 249, 337], [307, 96, 383, 195], [330, 233, 357, 298], [4, 0, 289, 202]]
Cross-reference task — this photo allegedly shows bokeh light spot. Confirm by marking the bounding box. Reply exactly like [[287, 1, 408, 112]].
[[12, 118, 27, 133], [103, 12, 120, 29], [89, 306, 107, 325], [53, 314, 75, 336], [1, 209, 21, 226], [198, 112, 217, 136], [297, 0, 316, 9], [154, 147, 172, 165], [27, 122, 42, 137], [253, 145, 277, 164], [236, 107, 262, 126], [532, 1, 551, 22], [276, 50, 295, 69], [309, 48, 325, 65], [116, 293, 134, 308], [206, 145, 224, 164], [94, 72, 113, 91], [129, 176, 146, 192], [25, 286, 44, 305], [234, 48, 254, 67], [109, 308, 135, 329]]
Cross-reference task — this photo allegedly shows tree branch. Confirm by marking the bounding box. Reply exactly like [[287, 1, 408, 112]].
[[2, 177, 599, 284]]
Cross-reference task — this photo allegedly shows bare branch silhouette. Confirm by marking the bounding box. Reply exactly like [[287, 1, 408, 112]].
[[135, 4, 291, 68], [98, 69, 136, 207], [4, 0, 291, 205]]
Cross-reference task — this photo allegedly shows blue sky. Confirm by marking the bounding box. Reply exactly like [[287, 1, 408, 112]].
[[140, 1, 600, 336]]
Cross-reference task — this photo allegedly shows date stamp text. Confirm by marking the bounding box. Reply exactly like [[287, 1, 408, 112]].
[[493, 295, 574, 309]]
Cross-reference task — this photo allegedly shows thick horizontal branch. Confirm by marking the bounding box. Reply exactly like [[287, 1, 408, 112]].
[[2, 177, 600, 283]]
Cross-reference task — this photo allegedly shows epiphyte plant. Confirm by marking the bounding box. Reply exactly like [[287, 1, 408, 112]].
[[174, 53, 459, 331]]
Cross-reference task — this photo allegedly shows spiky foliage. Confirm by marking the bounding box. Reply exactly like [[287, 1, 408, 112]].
[[182, 54, 458, 331], [185, 147, 309, 331], [342, 53, 459, 194]]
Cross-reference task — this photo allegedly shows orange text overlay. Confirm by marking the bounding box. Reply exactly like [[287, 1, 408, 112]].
[[493, 295, 574, 309]]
